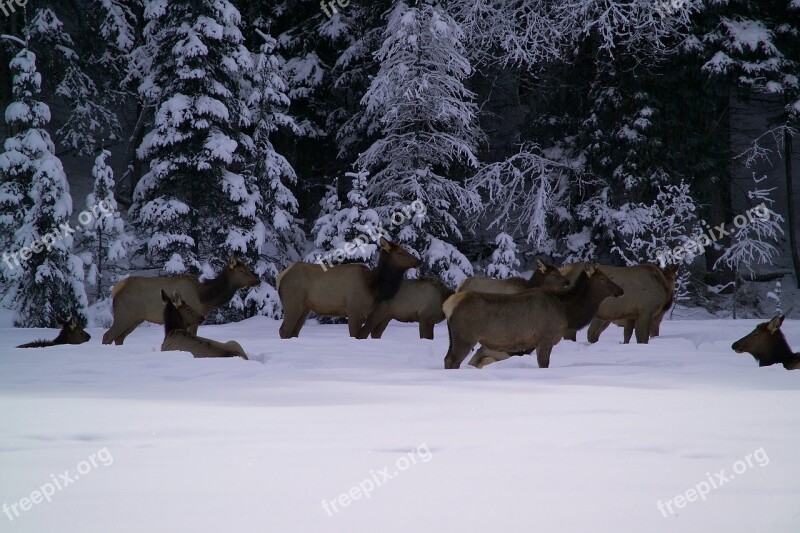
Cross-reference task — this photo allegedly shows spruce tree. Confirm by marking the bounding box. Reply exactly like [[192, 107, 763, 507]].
[[80, 149, 135, 302], [353, 1, 482, 287], [130, 0, 254, 276], [0, 49, 88, 327]]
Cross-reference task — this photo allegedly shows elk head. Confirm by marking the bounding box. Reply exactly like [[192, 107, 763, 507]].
[[55, 315, 91, 344]]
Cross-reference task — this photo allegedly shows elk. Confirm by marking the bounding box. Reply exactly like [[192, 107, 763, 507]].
[[356, 277, 453, 340], [160, 290, 248, 360], [731, 316, 800, 370], [609, 264, 679, 342], [102, 256, 259, 345], [559, 263, 675, 344], [17, 316, 91, 348], [277, 237, 421, 338], [443, 265, 624, 370], [456, 259, 569, 294]]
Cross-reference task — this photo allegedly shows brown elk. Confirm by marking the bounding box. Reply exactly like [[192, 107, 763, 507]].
[[443, 265, 624, 370], [277, 237, 421, 338], [160, 290, 248, 360], [456, 259, 569, 294], [17, 316, 91, 348], [731, 316, 800, 370], [356, 277, 453, 340], [559, 263, 675, 344], [102, 256, 259, 345]]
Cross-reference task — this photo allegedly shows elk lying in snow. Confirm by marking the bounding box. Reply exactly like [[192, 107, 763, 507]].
[[356, 277, 453, 340], [17, 316, 91, 348], [443, 265, 624, 369], [103, 256, 259, 345], [456, 259, 569, 294], [277, 237, 421, 338], [160, 290, 248, 360], [559, 263, 676, 344], [732, 315, 800, 370]]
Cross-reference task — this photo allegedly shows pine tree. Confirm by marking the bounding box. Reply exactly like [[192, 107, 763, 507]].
[[80, 149, 134, 302], [25, 7, 122, 155], [485, 233, 520, 279], [232, 28, 304, 319], [352, 1, 482, 287], [130, 0, 254, 277], [308, 170, 381, 266], [0, 48, 88, 327]]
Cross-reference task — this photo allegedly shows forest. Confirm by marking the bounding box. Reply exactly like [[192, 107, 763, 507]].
[[0, 0, 798, 327]]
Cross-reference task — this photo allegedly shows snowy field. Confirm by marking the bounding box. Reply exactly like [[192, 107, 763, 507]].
[[1, 313, 799, 533]]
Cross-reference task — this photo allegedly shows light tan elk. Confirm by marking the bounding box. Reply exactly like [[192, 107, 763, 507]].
[[160, 290, 248, 360], [356, 277, 453, 340], [17, 316, 91, 348], [443, 265, 623, 369], [608, 264, 678, 341], [456, 259, 569, 294], [102, 256, 259, 345], [732, 315, 800, 370], [277, 237, 421, 338], [559, 263, 675, 344]]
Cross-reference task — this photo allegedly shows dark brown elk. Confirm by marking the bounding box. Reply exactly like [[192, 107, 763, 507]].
[[443, 265, 624, 369], [356, 277, 453, 340], [17, 316, 91, 348], [456, 259, 569, 294], [160, 290, 248, 359], [731, 316, 800, 370], [102, 256, 259, 345], [277, 237, 421, 338], [559, 263, 675, 344]]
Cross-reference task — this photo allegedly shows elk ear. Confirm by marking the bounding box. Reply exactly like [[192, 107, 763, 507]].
[[767, 315, 785, 334], [161, 289, 170, 304], [536, 258, 546, 272], [379, 237, 391, 251], [228, 255, 237, 268], [172, 290, 184, 307], [584, 264, 596, 276], [69, 317, 78, 329]]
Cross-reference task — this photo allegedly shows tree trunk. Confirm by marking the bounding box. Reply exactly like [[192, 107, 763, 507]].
[[785, 129, 800, 289]]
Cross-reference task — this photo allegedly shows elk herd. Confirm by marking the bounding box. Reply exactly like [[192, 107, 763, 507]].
[[13, 237, 800, 372]]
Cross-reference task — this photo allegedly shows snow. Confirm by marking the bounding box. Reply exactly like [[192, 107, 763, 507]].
[[1, 317, 799, 532]]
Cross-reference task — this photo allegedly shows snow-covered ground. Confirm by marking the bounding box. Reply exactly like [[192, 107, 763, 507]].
[[1, 313, 799, 533]]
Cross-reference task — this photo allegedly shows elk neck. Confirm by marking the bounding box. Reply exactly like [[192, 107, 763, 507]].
[[198, 269, 240, 311], [372, 251, 406, 303]]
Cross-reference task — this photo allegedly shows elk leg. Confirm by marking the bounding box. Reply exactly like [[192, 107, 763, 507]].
[[634, 317, 651, 344], [279, 304, 306, 338], [468, 346, 510, 368], [369, 317, 392, 339], [587, 318, 610, 343], [622, 320, 635, 344], [443, 324, 475, 369], [290, 309, 310, 338], [348, 314, 367, 338], [357, 303, 390, 339], [536, 338, 554, 369], [649, 313, 663, 337], [115, 320, 143, 345], [419, 320, 435, 340], [102, 317, 132, 345]]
